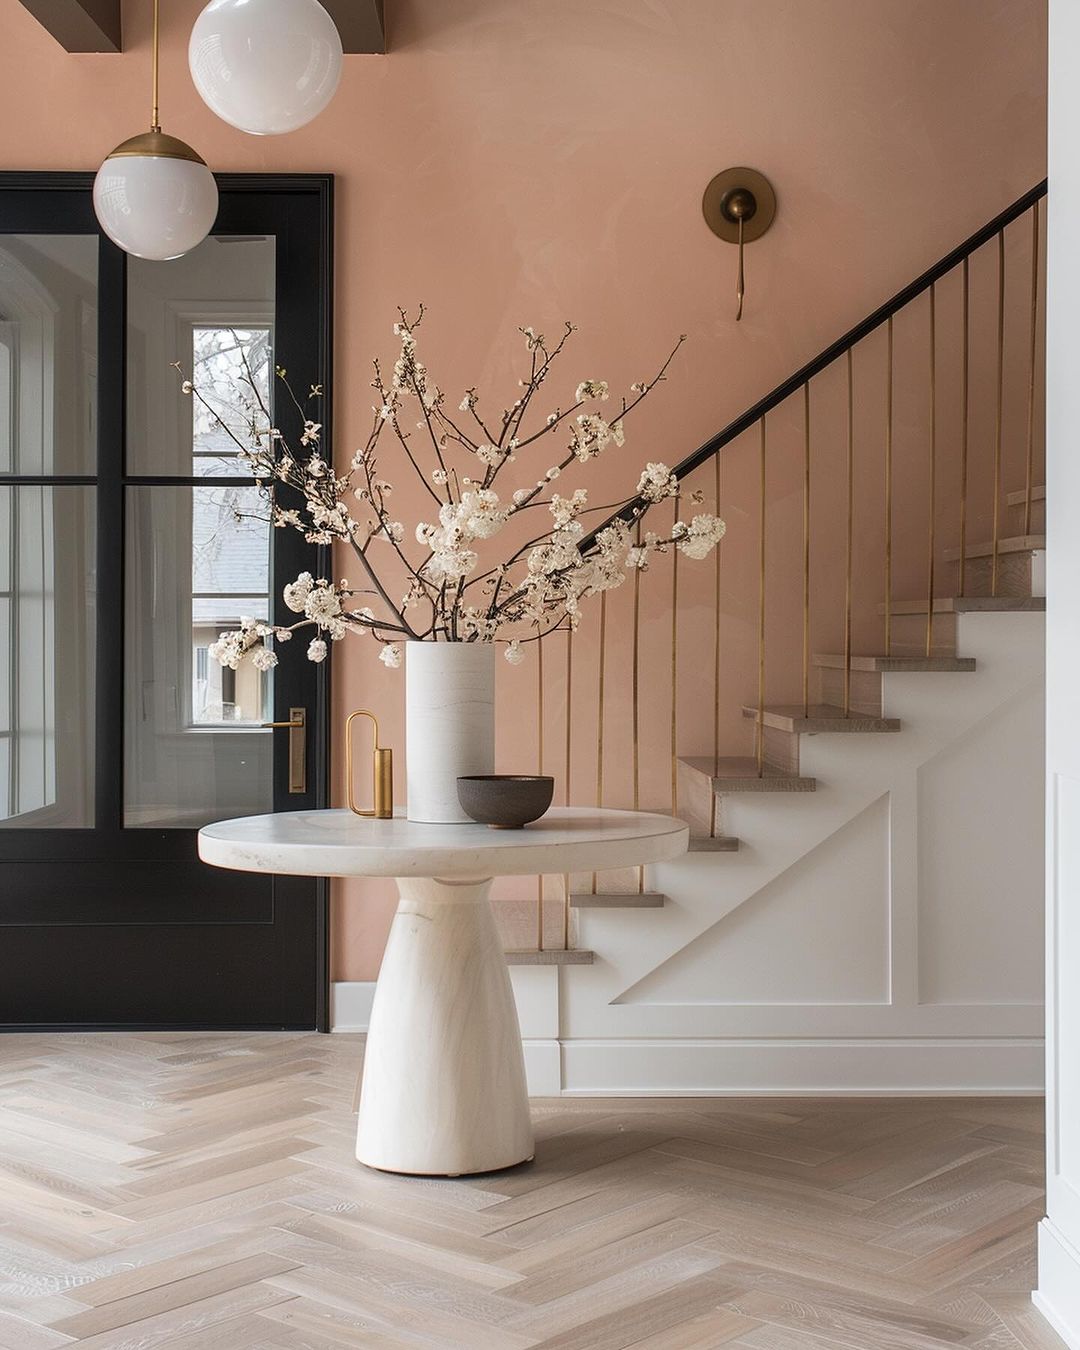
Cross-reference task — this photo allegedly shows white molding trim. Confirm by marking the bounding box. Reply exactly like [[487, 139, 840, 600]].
[[1035, 1220, 1080, 1349], [330, 980, 375, 1033], [557, 1037, 1044, 1097], [331, 986, 1041, 1095], [522, 1040, 562, 1096]]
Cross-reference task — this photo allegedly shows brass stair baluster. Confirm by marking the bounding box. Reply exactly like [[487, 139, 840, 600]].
[[885, 317, 894, 652], [1025, 200, 1040, 536], [959, 258, 970, 597], [757, 417, 767, 775], [992, 229, 1005, 596], [844, 351, 854, 715], [927, 283, 937, 657], [803, 381, 812, 718]]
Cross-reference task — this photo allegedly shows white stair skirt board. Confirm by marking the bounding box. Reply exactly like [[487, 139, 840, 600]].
[[1035, 1221, 1080, 1349]]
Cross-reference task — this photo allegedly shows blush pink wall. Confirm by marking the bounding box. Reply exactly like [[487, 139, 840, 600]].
[[0, 0, 1046, 980]]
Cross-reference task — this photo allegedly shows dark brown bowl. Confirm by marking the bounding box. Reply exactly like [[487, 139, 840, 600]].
[[456, 775, 555, 829]]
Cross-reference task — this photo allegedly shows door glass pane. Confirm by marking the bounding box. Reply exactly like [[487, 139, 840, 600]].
[[126, 236, 275, 476], [0, 235, 97, 475], [0, 485, 96, 827], [125, 485, 274, 828]]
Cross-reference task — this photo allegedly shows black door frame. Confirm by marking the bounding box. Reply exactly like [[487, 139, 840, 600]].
[[0, 172, 334, 1031]]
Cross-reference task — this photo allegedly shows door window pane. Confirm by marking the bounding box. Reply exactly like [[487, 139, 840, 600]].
[[126, 236, 275, 476], [125, 486, 274, 828], [0, 235, 97, 475], [0, 485, 95, 826]]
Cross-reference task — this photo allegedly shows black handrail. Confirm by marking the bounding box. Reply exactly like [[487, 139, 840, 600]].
[[581, 179, 1047, 550]]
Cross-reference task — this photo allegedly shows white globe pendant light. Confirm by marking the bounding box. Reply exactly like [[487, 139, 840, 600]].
[[94, 0, 218, 261], [189, 0, 343, 136]]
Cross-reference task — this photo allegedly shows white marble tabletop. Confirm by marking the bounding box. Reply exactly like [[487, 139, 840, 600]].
[[198, 807, 689, 879]]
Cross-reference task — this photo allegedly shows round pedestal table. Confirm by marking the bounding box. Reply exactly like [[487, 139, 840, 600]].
[[198, 807, 688, 1176]]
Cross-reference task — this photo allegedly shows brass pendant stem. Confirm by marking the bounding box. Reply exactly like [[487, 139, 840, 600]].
[[151, 0, 160, 132]]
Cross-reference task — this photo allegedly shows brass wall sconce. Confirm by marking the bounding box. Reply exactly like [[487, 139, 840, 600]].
[[346, 710, 394, 818], [702, 167, 777, 321]]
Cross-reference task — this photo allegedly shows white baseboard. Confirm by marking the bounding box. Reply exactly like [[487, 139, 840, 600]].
[[331, 986, 1042, 1095], [558, 1037, 1045, 1096], [1036, 1220, 1080, 1348], [522, 1040, 562, 1096], [330, 981, 375, 1033]]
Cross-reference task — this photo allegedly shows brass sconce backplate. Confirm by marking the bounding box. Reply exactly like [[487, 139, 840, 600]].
[[702, 167, 777, 244]]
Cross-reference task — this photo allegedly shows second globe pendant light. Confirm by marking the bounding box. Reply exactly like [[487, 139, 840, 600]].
[[189, 0, 344, 137], [93, 0, 218, 261]]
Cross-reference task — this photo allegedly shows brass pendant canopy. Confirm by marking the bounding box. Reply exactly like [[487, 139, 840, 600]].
[[103, 128, 208, 164], [702, 167, 777, 244]]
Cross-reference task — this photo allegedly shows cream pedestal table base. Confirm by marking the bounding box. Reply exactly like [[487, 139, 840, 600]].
[[198, 807, 689, 1176]]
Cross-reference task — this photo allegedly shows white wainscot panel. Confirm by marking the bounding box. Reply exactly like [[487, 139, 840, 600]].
[[918, 682, 1045, 1005], [616, 796, 890, 1006]]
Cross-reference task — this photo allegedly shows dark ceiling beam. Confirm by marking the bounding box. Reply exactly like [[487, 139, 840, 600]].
[[324, 0, 385, 53], [17, 0, 120, 51], [18, 0, 383, 56]]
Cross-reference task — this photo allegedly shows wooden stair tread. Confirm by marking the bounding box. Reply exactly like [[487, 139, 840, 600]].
[[741, 704, 900, 733], [1007, 485, 1045, 506], [680, 756, 816, 792], [688, 835, 740, 852], [570, 892, 665, 908], [813, 653, 976, 673], [506, 949, 595, 965], [880, 596, 1045, 615], [943, 533, 1044, 562]]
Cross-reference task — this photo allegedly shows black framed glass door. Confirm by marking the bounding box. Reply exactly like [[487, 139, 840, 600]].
[[0, 173, 332, 1029]]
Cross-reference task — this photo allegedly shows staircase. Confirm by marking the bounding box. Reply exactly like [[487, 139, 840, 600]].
[[494, 183, 1047, 1029]]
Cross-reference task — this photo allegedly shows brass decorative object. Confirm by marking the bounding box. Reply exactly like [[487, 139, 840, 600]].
[[702, 167, 777, 321], [346, 711, 394, 818]]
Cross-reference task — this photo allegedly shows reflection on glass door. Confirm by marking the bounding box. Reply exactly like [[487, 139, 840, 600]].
[[124, 241, 276, 827], [0, 233, 97, 827]]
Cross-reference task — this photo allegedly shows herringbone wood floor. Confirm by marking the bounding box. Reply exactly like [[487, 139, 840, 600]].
[[0, 1034, 1062, 1350]]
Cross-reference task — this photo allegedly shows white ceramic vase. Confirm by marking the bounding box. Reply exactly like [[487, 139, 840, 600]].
[[405, 641, 495, 823]]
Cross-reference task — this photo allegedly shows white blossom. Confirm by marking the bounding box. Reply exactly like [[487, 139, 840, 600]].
[[307, 638, 328, 663], [575, 380, 609, 402], [572, 413, 614, 462], [504, 639, 525, 665], [283, 572, 314, 614], [676, 513, 726, 560], [626, 545, 649, 570], [250, 645, 278, 672], [637, 462, 679, 503], [550, 489, 588, 528], [379, 643, 402, 669], [304, 584, 342, 630]]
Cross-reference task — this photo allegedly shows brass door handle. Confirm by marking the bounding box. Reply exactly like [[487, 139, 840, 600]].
[[261, 706, 306, 793]]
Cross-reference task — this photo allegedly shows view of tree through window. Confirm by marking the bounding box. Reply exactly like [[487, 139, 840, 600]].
[[190, 327, 273, 726]]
